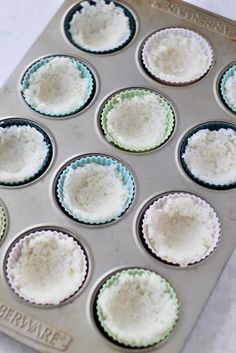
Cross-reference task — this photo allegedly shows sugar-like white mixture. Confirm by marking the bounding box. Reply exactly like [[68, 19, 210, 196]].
[[63, 163, 129, 223], [182, 128, 236, 185], [105, 93, 170, 150], [97, 271, 178, 345], [69, 0, 131, 52], [8, 232, 86, 305], [23, 57, 89, 115], [144, 33, 209, 82], [0, 125, 48, 183], [225, 71, 236, 107], [144, 196, 217, 267]]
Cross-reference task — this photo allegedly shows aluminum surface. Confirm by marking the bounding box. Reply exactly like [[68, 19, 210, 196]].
[[0, 0, 235, 352]]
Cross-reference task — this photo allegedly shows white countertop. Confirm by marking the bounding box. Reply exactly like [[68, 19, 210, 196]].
[[0, 1, 235, 352]]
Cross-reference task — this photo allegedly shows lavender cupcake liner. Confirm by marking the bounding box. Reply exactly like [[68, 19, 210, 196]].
[[220, 64, 236, 113], [56, 155, 135, 225], [142, 192, 221, 267], [141, 27, 213, 85], [100, 88, 175, 152], [5, 230, 88, 306], [21, 55, 95, 117]]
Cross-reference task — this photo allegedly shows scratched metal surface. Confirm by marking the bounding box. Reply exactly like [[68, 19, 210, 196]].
[[0, 0, 235, 352]]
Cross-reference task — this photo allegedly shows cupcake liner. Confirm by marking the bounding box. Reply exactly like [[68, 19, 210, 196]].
[[220, 64, 236, 113], [63, 1, 136, 54], [0, 206, 7, 242], [179, 121, 236, 190], [141, 27, 213, 85], [142, 192, 221, 267], [0, 118, 53, 187], [21, 55, 95, 117], [101, 88, 175, 152], [5, 230, 88, 306], [96, 268, 179, 348], [56, 155, 135, 224]]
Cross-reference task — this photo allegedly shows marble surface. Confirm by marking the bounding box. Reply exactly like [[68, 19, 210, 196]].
[[0, 1, 235, 352]]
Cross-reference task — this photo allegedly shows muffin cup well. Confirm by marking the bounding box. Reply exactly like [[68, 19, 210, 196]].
[[141, 27, 213, 85], [5, 230, 88, 306], [220, 64, 236, 113], [95, 268, 179, 348], [56, 154, 135, 225], [179, 121, 236, 190], [21, 55, 95, 117], [63, 1, 136, 55], [0, 118, 53, 187], [100, 88, 175, 152], [141, 192, 221, 267]]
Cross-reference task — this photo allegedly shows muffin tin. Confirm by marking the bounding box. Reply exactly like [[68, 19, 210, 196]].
[[0, 0, 235, 352]]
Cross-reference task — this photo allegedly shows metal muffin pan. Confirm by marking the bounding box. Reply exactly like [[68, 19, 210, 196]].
[[0, 0, 235, 352]]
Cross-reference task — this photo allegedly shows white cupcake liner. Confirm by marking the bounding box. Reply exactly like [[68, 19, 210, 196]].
[[5, 230, 88, 306], [142, 193, 221, 267], [141, 28, 214, 85]]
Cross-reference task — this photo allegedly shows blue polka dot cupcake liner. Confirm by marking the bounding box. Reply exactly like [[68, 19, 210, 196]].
[[0, 118, 53, 187], [56, 154, 135, 225], [21, 55, 95, 118], [63, 1, 136, 55], [0, 200, 7, 243], [179, 121, 236, 190]]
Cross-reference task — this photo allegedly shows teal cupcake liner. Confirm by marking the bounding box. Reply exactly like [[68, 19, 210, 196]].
[[21, 55, 95, 118], [220, 64, 236, 113], [95, 268, 179, 348], [101, 88, 175, 152], [0, 205, 7, 242], [179, 121, 236, 190], [63, 1, 136, 55], [0, 118, 53, 187], [56, 154, 135, 225]]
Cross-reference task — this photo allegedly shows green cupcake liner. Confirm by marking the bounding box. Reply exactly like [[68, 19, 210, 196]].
[[220, 64, 236, 113], [101, 88, 175, 152], [21, 55, 95, 118], [96, 268, 179, 348], [0, 206, 6, 242], [63, 1, 136, 55], [0, 118, 53, 187], [56, 154, 135, 225]]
